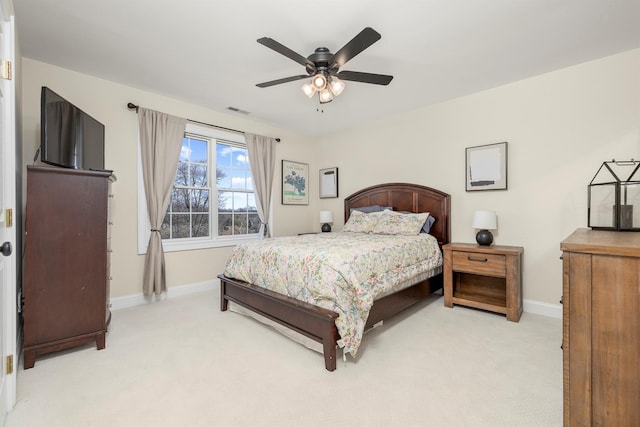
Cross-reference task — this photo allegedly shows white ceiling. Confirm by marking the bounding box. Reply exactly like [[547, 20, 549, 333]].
[[13, 0, 640, 137]]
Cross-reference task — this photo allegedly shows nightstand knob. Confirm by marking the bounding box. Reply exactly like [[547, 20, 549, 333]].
[[467, 256, 488, 262]]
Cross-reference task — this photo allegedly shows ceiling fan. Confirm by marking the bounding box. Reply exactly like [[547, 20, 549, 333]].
[[255, 27, 393, 104]]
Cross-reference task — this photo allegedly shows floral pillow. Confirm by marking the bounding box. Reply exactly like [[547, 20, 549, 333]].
[[371, 210, 429, 236], [342, 210, 384, 233], [397, 211, 436, 233]]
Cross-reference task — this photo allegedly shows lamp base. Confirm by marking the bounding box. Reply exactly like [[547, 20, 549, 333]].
[[476, 229, 493, 246], [321, 223, 331, 232]]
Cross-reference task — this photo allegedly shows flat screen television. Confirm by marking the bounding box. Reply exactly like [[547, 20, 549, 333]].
[[40, 86, 105, 170]]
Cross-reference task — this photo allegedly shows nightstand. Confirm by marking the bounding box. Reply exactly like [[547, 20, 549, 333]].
[[443, 243, 523, 322]]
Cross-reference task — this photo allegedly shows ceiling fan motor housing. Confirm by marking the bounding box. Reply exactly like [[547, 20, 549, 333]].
[[307, 47, 333, 74]]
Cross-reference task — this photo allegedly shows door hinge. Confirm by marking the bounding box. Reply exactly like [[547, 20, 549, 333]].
[[6, 355, 13, 374], [0, 60, 12, 80], [4, 208, 12, 227]]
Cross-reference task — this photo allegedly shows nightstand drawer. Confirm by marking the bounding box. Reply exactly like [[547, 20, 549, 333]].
[[452, 251, 506, 277]]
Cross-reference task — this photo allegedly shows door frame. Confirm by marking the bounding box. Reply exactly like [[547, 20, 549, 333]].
[[0, 0, 17, 423]]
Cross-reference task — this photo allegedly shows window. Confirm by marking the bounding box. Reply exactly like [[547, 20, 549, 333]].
[[215, 141, 261, 237], [161, 135, 210, 240], [138, 123, 260, 253]]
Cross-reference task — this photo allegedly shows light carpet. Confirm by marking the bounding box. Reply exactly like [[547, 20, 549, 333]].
[[6, 288, 562, 427]]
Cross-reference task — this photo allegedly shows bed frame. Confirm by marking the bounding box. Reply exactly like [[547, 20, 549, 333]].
[[218, 182, 451, 371]]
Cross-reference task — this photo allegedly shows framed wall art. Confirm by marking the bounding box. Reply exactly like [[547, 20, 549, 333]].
[[319, 167, 339, 198], [282, 160, 309, 205], [465, 142, 508, 191]]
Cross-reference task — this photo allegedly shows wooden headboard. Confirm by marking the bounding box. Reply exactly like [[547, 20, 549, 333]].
[[344, 182, 451, 246]]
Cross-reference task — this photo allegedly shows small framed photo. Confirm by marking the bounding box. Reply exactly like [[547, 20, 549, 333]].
[[466, 142, 508, 191], [319, 167, 338, 198], [282, 160, 309, 205]]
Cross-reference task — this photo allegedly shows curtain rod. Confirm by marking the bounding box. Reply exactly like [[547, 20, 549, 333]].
[[127, 103, 280, 142]]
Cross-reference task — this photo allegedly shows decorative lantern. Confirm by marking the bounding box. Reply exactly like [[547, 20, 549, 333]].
[[588, 159, 640, 231]]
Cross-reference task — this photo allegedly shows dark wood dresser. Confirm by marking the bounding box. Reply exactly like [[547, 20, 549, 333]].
[[23, 166, 115, 368], [561, 228, 640, 426]]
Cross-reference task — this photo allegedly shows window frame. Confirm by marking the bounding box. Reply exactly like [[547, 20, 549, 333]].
[[137, 122, 261, 254]]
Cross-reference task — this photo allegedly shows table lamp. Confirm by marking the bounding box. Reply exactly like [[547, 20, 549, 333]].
[[473, 210, 497, 246], [320, 211, 333, 232]]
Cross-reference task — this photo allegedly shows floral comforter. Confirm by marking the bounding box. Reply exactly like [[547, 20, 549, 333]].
[[223, 232, 442, 357]]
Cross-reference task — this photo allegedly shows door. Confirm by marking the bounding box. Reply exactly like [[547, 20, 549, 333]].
[[0, 0, 16, 423]]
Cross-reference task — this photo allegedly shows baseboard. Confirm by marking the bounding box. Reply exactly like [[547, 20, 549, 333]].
[[523, 299, 562, 319], [110, 280, 217, 311]]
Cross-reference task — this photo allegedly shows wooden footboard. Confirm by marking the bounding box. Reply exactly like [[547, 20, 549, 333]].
[[219, 273, 442, 371], [219, 274, 340, 371]]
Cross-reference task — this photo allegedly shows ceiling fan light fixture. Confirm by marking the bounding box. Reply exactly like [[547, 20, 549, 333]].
[[301, 82, 316, 98], [328, 76, 345, 96], [319, 88, 333, 104], [311, 73, 327, 91]]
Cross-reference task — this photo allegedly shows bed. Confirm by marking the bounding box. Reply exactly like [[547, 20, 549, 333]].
[[218, 182, 451, 371]]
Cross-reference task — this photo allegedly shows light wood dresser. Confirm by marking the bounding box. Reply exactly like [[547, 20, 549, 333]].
[[561, 228, 640, 426]]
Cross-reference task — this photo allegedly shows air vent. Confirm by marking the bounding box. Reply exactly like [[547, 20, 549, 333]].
[[227, 106, 250, 115]]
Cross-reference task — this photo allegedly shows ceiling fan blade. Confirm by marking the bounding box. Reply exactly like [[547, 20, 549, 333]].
[[330, 27, 382, 69], [257, 37, 315, 71], [336, 70, 393, 85], [256, 75, 310, 88]]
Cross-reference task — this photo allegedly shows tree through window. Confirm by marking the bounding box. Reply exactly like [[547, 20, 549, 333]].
[[160, 133, 259, 241]]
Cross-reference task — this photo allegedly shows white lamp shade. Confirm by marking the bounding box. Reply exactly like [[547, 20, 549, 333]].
[[319, 88, 333, 104], [301, 82, 315, 98], [472, 210, 497, 229], [319, 211, 333, 223], [311, 74, 327, 91], [328, 77, 345, 96]]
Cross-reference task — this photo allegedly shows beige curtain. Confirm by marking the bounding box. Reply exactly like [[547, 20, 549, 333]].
[[245, 133, 277, 237], [138, 107, 187, 296]]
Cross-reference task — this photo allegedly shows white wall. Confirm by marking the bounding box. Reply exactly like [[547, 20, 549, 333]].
[[21, 59, 319, 299], [316, 49, 640, 305]]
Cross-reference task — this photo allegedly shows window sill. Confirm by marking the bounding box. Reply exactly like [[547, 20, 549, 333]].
[[137, 235, 260, 255]]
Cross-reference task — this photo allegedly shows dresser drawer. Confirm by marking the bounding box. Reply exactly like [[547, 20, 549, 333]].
[[452, 251, 506, 277]]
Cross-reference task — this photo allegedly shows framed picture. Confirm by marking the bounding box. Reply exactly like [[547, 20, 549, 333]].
[[282, 160, 309, 205], [466, 142, 508, 191], [319, 167, 339, 198]]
